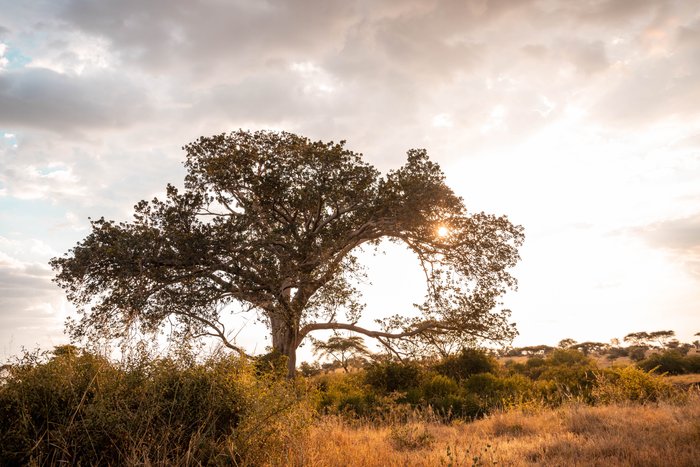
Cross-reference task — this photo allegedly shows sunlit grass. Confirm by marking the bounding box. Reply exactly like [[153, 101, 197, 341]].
[[301, 395, 700, 466], [3, 345, 698, 465]]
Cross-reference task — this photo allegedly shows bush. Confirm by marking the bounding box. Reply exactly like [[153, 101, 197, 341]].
[[628, 345, 648, 362], [606, 346, 628, 360], [422, 374, 459, 400], [0, 346, 313, 466], [592, 366, 676, 403], [505, 349, 597, 403], [420, 374, 466, 418], [434, 348, 499, 381], [316, 372, 379, 417], [637, 350, 685, 374], [685, 354, 700, 373], [637, 350, 700, 375], [464, 373, 535, 409], [365, 360, 422, 395]]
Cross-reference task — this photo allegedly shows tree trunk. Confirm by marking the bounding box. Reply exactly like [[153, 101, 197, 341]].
[[270, 315, 298, 378]]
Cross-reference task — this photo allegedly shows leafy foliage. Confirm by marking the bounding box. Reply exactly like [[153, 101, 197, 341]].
[[311, 334, 369, 372], [0, 346, 313, 466], [365, 359, 423, 395], [434, 348, 498, 381], [592, 366, 675, 403], [51, 130, 524, 376], [637, 350, 700, 375]]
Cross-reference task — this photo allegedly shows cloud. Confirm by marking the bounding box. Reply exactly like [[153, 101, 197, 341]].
[[1, 0, 700, 354], [0, 68, 152, 133], [638, 213, 700, 251], [57, 0, 358, 76], [0, 239, 67, 357], [634, 213, 700, 278], [571, 0, 662, 25]]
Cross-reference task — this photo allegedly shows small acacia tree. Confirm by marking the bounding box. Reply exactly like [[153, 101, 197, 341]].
[[311, 335, 369, 373], [52, 131, 524, 377]]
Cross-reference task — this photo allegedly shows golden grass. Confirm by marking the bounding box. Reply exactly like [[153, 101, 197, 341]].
[[298, 397, 700, 466], [666, 373, 700, 386]]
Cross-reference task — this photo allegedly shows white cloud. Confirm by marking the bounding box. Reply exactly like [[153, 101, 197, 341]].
[[26, 32, 112, 75], [0, 163, 86, 200], [0, 239, 67, 359]]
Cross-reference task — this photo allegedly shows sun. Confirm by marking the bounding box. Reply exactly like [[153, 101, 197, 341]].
[[437, 226, 449, 237]]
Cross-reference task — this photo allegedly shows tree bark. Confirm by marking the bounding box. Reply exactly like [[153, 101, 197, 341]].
[[270, 314, 298, 378]]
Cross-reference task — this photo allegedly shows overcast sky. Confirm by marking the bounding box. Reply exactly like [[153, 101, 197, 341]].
[[2, 0, 700, 360]]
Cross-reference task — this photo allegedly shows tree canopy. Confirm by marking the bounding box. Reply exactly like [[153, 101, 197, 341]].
[[51, 130, 524, 376], [311, 335, 369, 373]]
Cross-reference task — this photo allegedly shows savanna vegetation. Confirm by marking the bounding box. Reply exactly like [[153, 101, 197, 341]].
[[6, 132, 696, 465], [2, 330, 699, 466]]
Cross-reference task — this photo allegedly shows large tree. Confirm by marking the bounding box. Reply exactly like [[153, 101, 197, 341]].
[[52, 131, 524, 376]]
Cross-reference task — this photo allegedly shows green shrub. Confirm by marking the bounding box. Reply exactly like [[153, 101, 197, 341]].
[[606, 346, 629, 360], [434, 348, 499, 381], [0, 346, 313, 466], [637, 350, 696, 375], [420, 374, 465, 418], [627, 345, 648, 362], [464, 373, 535, 409], [548, 348, 592, 366], [316, 372, 379, 417], [592, 366, 676, 403], [536, 364, 597, 396], [519, 356, 546, 379], [506, 349, 597, 403], [365, 360, 422, 394], [422, 374, 459, 400], [685, 354, 700, 373]]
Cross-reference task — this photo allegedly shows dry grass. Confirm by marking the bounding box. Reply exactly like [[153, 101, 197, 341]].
[[299, 396, 700, 466], [666, 373, 700, 386], [592, 355, 633, 368]]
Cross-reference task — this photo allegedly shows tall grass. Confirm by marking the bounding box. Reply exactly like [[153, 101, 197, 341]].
[[2, 344, 698, 465], [302, 394, 700, 466], [0, 345, 314, 466]]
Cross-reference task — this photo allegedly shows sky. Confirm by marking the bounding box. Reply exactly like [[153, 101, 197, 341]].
[[1, 0, 700, 361]]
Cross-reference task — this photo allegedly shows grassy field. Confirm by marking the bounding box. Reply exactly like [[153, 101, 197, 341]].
[[666, 373, 700, 386], [299, 396, 700, 466], [3, 346, 699, 465]]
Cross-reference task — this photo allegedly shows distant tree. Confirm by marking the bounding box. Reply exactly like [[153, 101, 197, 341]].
[[558, 338, 577, 349], [648, 330, 675, 348], [311, 335, 370, 373], [610, 338, 620, 346], [627, 345, 649, 362], [570, 341, 609, 356], [623, 332, 652, 347], [606, 346, 628, 361], [675, 343, 692, 356]]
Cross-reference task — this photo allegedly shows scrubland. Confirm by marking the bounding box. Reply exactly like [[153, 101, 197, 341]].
[[1, 344, 698, 466]]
